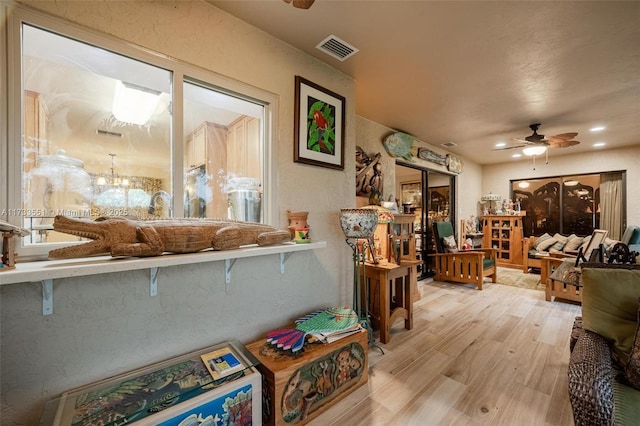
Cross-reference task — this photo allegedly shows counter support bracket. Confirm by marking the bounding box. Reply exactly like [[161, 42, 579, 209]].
[[225, 259, 237, 286], [280, 252, 293, 274], [149, 267, 159, 296], [41, 279, 53, 315]]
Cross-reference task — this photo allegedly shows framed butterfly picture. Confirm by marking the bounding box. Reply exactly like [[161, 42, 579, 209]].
[[293, 76, 345, 170]]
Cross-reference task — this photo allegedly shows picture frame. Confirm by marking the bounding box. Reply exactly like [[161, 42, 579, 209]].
[[583, 229, 608, 260], [294, 76, 345, 170], [401, 181, 422, 207]]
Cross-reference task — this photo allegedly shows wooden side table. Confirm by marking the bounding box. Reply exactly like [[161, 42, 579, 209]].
[[360, 261, 419, 344], [546, 257, 582, 303]]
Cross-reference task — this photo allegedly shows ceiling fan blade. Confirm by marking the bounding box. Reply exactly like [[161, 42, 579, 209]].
[[548, 132, 579, 142], [493, 144, 526, 151], [291, 0, 315, 8], [548, 139, 580, 148]]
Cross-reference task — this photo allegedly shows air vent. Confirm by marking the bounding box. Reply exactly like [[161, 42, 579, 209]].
[[96, 129, 123, 137], [441, 141, 457, 148], [316, 35, 359, 61]]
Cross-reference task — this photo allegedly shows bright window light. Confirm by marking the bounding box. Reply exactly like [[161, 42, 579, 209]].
[[112, 81, 161, 125]]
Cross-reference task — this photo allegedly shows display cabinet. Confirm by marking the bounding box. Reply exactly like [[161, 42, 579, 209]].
[[41, 340, 262, 425], [482, 214, 525, 268]]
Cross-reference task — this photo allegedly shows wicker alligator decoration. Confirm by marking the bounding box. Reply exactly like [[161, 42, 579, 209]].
[[48, 215, 292, 259]]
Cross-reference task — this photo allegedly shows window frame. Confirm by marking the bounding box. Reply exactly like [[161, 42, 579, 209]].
[[3, 5, 278, 260]]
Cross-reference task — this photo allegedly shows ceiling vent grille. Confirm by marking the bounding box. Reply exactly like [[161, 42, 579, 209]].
[[316, 35, 359, 61], [441, 141, 457, 148]]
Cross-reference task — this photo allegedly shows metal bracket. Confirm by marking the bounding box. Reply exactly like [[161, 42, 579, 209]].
[[225, 259, 237, 286], [149, 267, 159, 296], [280, 252, 293, 274], [41, 279, 53, 315]]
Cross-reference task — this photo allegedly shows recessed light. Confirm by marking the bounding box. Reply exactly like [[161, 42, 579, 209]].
[[590, 126, 606, 132], [593, 142, 606, 147], [512, 153, 522, 158], [495, 142, 506, 148], [518, 181, 530, 188]]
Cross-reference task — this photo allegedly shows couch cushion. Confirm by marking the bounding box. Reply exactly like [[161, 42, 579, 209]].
[[582, 267, 640, 366], [551, 233, 569, 251], [533, 233, 552, 249], [612, 379, 640, 426], [442, 235, 458, 253], [565, 235, 585, 251], [537, 237, 558, 252], [624, 299, 640, 391]]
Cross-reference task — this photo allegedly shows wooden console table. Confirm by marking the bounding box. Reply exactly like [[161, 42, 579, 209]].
[[360, 261, 419, 344]]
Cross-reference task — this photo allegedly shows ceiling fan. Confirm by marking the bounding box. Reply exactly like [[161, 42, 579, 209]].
[[283, 0, 315, 9], [495, 123, 580, 155]]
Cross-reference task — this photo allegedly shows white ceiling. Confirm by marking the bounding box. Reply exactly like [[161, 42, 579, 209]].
[[209, 0, 640, 165]]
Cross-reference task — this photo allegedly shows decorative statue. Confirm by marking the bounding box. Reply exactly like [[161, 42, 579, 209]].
[[47, 215, 291, 259], [355, 146, 383, 196]]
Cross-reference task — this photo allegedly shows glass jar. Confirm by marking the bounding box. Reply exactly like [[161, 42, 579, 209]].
[[27, 149, 92, 230]]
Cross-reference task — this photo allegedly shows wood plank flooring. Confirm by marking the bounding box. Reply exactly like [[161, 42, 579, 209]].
[[309, 278, 582, 426]]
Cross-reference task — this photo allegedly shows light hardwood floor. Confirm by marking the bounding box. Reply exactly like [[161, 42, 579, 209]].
[[309, 277, 582, 426]]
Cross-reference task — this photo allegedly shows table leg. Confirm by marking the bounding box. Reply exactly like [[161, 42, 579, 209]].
[[379, 269, 390, 344]]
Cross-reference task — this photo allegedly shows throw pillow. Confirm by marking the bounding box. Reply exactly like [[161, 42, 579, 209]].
[[442, 235, 458, 253], [533, 233, 552, 249], [564, 235, 584, 251], [625, 298, 640, 391], [582, 267, 640, 366], [550, 233, 568, 251], [537, 237, 558, 252]]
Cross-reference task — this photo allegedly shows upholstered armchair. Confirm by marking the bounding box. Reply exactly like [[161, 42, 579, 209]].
[[431, 221, 497, 290]]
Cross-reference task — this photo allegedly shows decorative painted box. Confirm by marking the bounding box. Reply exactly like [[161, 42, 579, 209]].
[[43, 340, 261, 425], [246, 328, 368, 426]]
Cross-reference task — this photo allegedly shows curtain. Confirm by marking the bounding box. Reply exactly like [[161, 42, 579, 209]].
[[599, 172, 623, 240]]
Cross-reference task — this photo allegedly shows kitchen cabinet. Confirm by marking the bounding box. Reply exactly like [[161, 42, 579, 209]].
[[184, 122, 227, 218], [482, 214, 524, 268], [226, 116, 262, 181], [24, 90, 49, 173]]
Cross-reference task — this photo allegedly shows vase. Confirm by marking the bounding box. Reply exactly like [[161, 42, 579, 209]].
[[339, 208, 379, 238], [287, 210, 309, 239]]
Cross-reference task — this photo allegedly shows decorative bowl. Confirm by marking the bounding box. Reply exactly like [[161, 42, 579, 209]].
[[339, 208, 379, 238]]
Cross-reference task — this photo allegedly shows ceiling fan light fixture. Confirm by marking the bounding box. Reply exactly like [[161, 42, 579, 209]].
[[522, 145, 547, 156]]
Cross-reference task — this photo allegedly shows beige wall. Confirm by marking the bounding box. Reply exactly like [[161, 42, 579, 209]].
[[1, 1, 355, 423]]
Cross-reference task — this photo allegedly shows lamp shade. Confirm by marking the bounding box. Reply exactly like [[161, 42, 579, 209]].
[[339, 209, 379, 238], [522, 145, 547, 156], [481, 192, 501, 203]]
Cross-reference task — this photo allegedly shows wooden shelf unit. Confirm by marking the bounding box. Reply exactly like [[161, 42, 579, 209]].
[[482, 214, 524, 268]]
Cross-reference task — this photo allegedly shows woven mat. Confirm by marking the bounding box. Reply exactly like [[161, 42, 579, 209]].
[[496, 267, 545, 291]]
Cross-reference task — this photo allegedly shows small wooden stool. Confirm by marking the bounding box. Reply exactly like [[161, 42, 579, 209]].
[[360, 261, 418, 344]]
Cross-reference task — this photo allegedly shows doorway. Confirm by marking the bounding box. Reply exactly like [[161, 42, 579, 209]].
[[396, 163, 456, 279]]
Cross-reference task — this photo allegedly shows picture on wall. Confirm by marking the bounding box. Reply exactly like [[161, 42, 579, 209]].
[[294, 76, 345, 170]]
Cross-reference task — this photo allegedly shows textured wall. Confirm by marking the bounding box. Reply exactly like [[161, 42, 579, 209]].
[[1, 1, 355, 424]]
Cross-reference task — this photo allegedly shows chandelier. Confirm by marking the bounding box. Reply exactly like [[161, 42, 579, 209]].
[[96, 153, 129, 188]]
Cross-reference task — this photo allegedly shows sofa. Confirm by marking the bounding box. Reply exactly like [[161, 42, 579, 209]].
[[568, 264, 640, 425], [523, 225, 640, 273]]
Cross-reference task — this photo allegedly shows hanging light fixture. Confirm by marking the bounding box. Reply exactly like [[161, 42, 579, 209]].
[[522, 145, 547, 156], [97, 153, 129, 188]]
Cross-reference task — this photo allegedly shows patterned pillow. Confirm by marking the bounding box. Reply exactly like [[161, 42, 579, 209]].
[[537, 237, 558, 252], [625, 298, 640, 391], [551, 233, 568, 251], [533, 233, 552, 249], [442, 235, 458, 253], [565, 235, 584, 251]]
